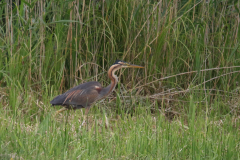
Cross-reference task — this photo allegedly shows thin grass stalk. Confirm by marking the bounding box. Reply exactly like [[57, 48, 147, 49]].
[[102, 0, 105, 75], [10, 0, 13, 57], [63, 4, 73, 88], [85, 0, 91, 75], [74, 0, 77, 85], [16, 0, 20, 52], [73, 0, 82, 81], [39, 0, 43, 84], [144, 0, 150, 85], [69, 2, 73, 87], [29, 0, 32, 85], [5, 0, 9, 56], [93, 0, 98, 81]]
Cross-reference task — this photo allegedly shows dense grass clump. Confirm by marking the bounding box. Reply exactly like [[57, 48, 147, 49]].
[[0, 0, 240, 159]]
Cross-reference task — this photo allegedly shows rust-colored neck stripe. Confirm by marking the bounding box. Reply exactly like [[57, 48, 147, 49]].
[[107, 64, 120, 94]]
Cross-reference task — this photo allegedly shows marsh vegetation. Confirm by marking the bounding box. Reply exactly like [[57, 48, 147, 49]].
[[0, 0, 240, 159]]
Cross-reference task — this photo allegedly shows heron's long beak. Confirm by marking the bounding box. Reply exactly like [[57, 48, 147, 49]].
[[128, 64, 144, 68]]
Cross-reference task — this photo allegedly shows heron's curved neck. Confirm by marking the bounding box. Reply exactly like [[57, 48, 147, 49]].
[[106, 65, 119, 94], [100, 64, 121, 97]]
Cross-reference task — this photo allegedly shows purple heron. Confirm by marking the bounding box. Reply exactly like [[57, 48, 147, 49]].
[[50, 60, 144, 118]]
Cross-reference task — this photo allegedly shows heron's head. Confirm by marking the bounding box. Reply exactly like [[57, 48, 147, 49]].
[[108, 60, 144, 81], [113, 60, 144, 69]]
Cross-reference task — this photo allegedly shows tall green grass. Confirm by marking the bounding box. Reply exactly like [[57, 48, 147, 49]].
[[0, 101, 240, 159], [0, 0, 240, 159]]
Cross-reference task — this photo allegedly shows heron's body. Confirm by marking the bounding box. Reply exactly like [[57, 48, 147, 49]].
[[50, 60, 144, 117], [50, 81, 102, 109]]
